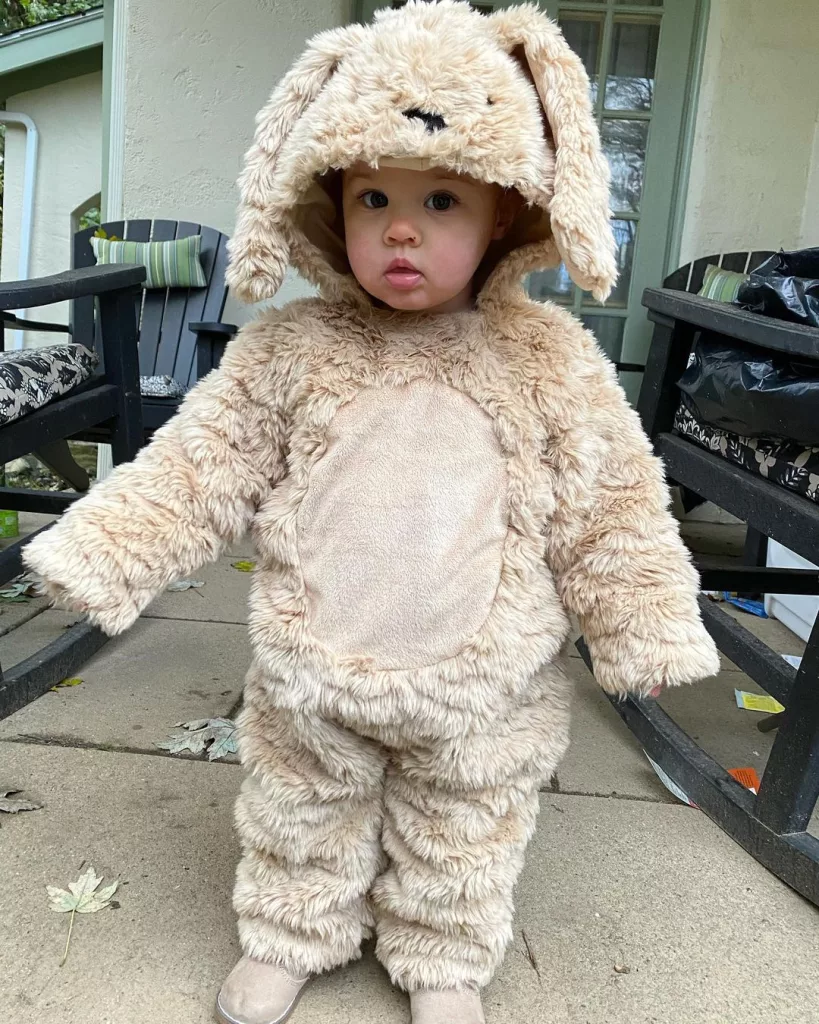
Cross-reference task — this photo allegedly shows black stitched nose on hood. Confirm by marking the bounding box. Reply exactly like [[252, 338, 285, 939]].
[[403, 108, 447, 133]]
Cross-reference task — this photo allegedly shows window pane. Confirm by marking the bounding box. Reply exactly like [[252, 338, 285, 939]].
[[584, 219, 636, 307], [616, 0, 662, 5], [601, 119, 649, 213], [560, 15, 604, 103], [526, 266, 574, 304], [580, 316, 625, 362], [605, 19, 659, 111]]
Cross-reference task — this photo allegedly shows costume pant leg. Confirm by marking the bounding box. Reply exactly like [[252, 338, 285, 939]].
[[232, 669, 388, 977], [372, 684, 570, 991]]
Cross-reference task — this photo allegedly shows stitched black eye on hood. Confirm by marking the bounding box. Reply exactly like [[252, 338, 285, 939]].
[[402, 108, 447, 133]]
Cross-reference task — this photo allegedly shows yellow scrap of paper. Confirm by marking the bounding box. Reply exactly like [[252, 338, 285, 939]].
[[231, 560, 256, 573], [734, 689, 784, 714]]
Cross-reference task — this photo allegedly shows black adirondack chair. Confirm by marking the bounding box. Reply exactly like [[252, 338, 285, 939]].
[[72, 218, 237, 437], [579, 248, 819, 908], [0, 264, 145, 720]]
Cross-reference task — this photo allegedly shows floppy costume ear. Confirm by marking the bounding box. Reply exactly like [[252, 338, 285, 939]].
[[488, 4, 617, 302], [226, 24, 365, 303]]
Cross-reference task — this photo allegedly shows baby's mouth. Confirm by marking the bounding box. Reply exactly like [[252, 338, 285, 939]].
[[384, 258, 424, 290]]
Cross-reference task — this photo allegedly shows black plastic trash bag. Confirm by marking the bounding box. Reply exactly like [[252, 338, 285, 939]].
[[736, 247, 819, 327], [677, 334, 819, 446]]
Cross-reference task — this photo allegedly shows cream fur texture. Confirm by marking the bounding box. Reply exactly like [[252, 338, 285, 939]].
[[23, 0, 720, 993]]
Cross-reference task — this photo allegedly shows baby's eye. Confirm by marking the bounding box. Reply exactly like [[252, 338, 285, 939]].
[[361, 190, 388, 209], [425, 192, 458, 212]]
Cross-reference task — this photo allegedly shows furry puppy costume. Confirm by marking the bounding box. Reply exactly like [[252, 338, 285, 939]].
[[25, 0, 719, 998]]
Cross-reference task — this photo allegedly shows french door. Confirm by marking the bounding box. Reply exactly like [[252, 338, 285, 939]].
[[356, 0, 704, 395]]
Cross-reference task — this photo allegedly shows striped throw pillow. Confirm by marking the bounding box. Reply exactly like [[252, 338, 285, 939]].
[[698, 263, 748, 303], [90, 235, 207, 289]]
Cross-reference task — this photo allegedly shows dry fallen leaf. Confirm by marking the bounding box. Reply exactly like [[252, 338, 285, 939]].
[[231, 560, 256, 573], [0, 573, 40, 603], [47, 865, 119, 966], [166, 578, 206, 593], [0, 788, 43, 816], [155, 717, 238, 761]]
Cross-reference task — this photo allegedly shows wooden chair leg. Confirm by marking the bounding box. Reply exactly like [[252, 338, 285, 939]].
[[753, 614, 819, 835], [33, 440, 90, 491]]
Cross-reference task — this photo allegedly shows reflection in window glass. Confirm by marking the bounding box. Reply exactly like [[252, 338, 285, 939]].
[[601, 119, 648, 213], [527, 265, 574, 305], [605, 19, 659, 111], [559, 16, 603, 102], [584, 219, 636, 307], [580, 316, 625, 362], [612, 219, 637, 306]]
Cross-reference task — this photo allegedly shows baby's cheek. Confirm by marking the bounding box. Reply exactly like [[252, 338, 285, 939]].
[[345, 234, 379, 287], [429, 235, 485, 290]]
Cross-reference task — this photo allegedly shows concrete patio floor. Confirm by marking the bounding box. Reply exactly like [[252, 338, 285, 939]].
[[2, 513, 818, 1023]]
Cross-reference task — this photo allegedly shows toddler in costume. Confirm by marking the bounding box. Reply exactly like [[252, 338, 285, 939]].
[[24, 3, 720, 1022]]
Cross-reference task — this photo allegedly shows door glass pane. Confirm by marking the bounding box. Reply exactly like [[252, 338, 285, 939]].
[[527, 265, 574, 305], [580, 316, 625, 362], [559, 15, 604, 102], [601, 119, 649, 213], [584, 219, 636, 307], [605, 19, 660, 111]]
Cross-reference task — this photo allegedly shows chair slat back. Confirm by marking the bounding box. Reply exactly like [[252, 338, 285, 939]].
[[663, 250, 777, 294]]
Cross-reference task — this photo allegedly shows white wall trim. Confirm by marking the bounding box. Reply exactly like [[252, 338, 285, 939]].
[[105, 0, 127, 220], [99, 0, 128, 479]]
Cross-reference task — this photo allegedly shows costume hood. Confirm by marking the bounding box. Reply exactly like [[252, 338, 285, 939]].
[[227, 0, 617, 307]]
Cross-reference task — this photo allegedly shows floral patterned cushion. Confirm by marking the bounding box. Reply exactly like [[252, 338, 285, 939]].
[[675, 398, 819, 504], [0, 344, 99, 427]]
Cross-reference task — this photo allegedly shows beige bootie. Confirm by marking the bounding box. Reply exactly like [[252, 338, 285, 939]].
[[410, 988, 486, 1024], [215, 956, 310, 1024]]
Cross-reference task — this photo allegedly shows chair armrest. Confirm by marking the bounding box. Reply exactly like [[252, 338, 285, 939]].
[[193, 324, 236, 379], [0, 265, 146, 310], [188, 321, 238, 338], [0, 311, 70, 333]]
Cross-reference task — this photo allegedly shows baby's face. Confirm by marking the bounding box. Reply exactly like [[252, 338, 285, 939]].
[[342, 162, 515, 314]]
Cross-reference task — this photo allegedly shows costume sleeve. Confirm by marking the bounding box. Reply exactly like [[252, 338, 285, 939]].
[[23, 325, 291, 636], [542, 353, 720, 697]]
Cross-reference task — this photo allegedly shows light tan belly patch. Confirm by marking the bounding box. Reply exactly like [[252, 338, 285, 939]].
[[297, 381, 508, 670]]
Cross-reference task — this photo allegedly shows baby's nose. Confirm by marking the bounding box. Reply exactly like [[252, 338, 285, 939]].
[[402, 108, 447, 133]]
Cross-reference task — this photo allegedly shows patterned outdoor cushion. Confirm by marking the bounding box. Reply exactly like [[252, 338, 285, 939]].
[[675, 398, 819, 504], [140, 375, 187, 399], [90, 235, 207, 289], [698, 263, 749, 303], [0, 344, 99, 427]]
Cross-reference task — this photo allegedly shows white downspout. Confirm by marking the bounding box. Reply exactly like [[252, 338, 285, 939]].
[[0, 112, 40, 350]]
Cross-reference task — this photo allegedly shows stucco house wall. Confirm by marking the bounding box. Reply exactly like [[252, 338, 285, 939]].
[[679, 0, 819, 265], [1, 71, 102, 345], [121, 0, 351, 312]]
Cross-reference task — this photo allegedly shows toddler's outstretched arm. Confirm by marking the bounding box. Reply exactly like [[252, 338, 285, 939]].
[[543, 357, 720, 697], [23, 331, 288, 636]]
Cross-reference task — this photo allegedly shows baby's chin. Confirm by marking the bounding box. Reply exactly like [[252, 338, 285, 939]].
[[368, 283, 474, 314]]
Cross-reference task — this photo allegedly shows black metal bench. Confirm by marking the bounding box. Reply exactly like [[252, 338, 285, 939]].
[[0, 265, 145, 719], [580, 250, 819, 906]]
